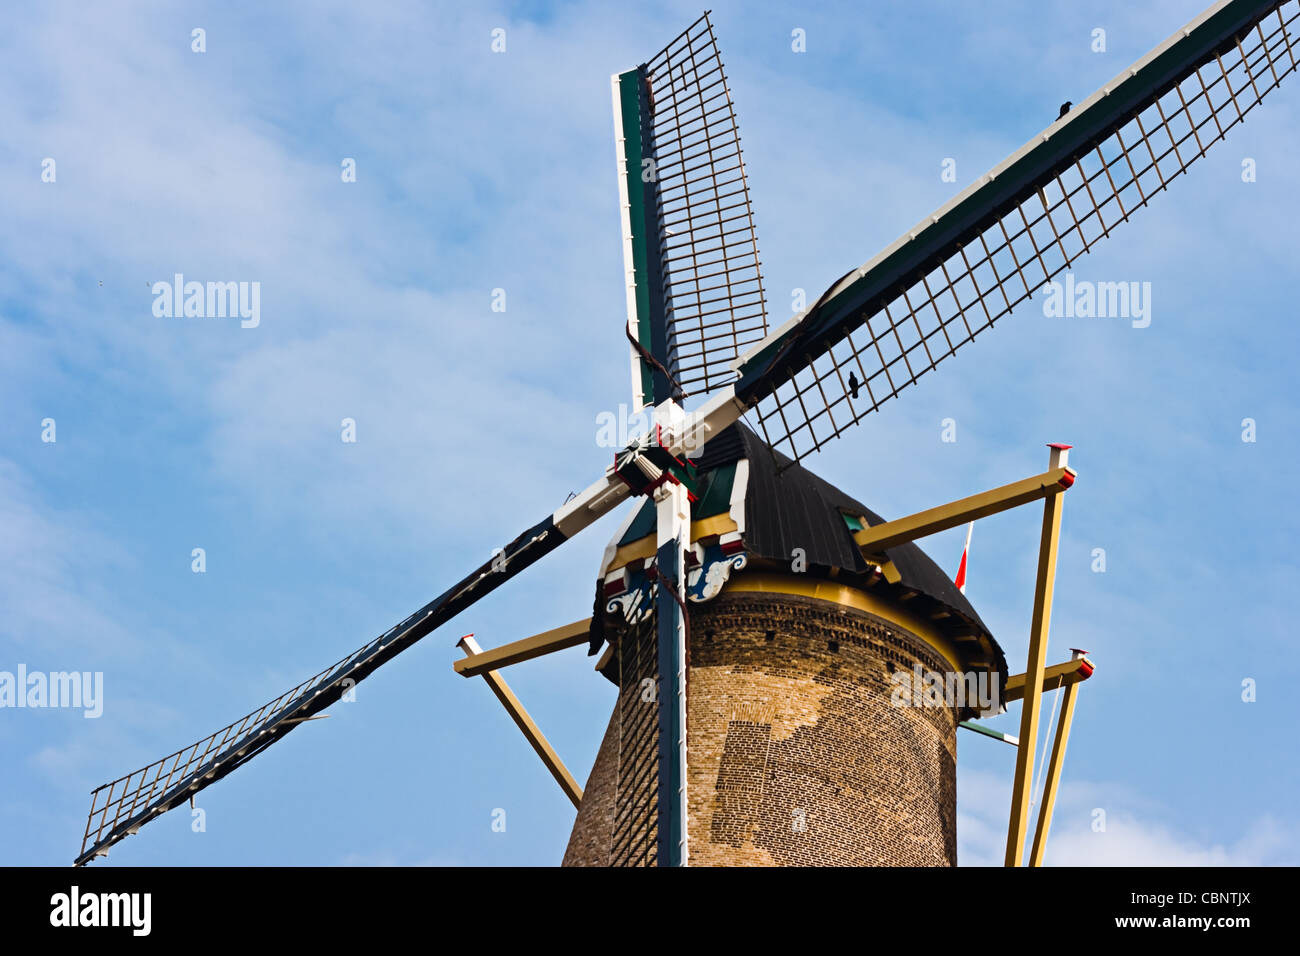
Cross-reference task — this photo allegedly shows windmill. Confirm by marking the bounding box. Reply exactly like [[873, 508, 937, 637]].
[[76, 0, 1298, 867]]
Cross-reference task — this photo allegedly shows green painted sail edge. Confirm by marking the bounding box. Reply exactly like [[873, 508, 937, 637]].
[[617, 68, 656, 407]]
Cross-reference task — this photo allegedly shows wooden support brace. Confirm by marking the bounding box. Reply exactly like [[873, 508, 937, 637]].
[[1029, 650, 1092, 866], [1004, 446, 1071, 867], [453, 618, 592, 677], [1003, 655, 1094, 703], [457, 635, 583, 809], [853, 466, 1075, 553]]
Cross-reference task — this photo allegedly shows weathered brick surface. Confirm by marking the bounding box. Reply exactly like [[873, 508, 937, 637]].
[[564, 614, 659, 867], [563, 586, 960, 866], [561, 708, 619, 867]]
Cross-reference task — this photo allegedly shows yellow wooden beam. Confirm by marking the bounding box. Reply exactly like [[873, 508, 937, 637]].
[[860, 556, 903, 584], [453, 618, 591, 677], [458, 635, 583, 809], [1004, 484, 1066, 867], [1029, 653, 1090, 866], [607, 512, 739, 569], [852, 466, 1075, 553], [1003, 656, 1093, 703]]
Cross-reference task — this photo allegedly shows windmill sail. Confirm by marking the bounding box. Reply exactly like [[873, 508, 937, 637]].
[[734, 0, 1299, 462], [614, 12, 768, 408], [608, 13, 766, 867], [74, 468, 642, 865]]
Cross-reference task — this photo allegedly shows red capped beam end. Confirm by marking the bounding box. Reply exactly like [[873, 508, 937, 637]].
[[1047, 442, 1074, 473]]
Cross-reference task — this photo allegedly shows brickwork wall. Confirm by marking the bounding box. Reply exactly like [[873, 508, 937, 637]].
[[563, 613, 659, 867], [563, 585, 960, 866], [561, 709, 618, 866]]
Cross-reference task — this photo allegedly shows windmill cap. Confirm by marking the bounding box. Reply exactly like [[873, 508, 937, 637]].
[[595, 422, 1005, 674]]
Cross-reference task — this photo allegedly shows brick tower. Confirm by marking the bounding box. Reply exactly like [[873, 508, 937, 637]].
[[563, 425, 1006, 867]]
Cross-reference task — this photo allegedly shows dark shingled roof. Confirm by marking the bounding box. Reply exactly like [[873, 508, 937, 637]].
[[697, 423, 992, 637]]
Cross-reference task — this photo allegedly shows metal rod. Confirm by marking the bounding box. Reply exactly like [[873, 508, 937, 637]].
[[958, 720, 1019, 746]]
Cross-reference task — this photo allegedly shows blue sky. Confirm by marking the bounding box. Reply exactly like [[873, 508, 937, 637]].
[[2, 0, 1297, 866]]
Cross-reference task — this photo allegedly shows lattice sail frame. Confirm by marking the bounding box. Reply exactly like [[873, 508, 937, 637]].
[[619, 13, 768, 401], [76, 513, 565, 865], [79, 637, 376, 864], [736, 0, 1298, 462]]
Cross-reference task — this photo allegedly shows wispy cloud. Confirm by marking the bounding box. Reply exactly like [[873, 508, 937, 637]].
[[959, 769, 1299, 866]]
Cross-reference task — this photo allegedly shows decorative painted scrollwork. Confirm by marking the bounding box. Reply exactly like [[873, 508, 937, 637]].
[[607, 580, 656, 624], [687, 551, 747, 602]]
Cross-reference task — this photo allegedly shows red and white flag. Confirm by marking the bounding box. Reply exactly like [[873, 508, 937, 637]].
[[954, 522, 973, 594]]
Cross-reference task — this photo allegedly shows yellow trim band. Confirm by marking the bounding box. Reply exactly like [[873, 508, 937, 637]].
[[722, 572, 964, 671]]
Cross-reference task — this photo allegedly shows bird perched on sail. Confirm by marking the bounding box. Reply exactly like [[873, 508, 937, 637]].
[[1040, 102, 1073, 210]]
